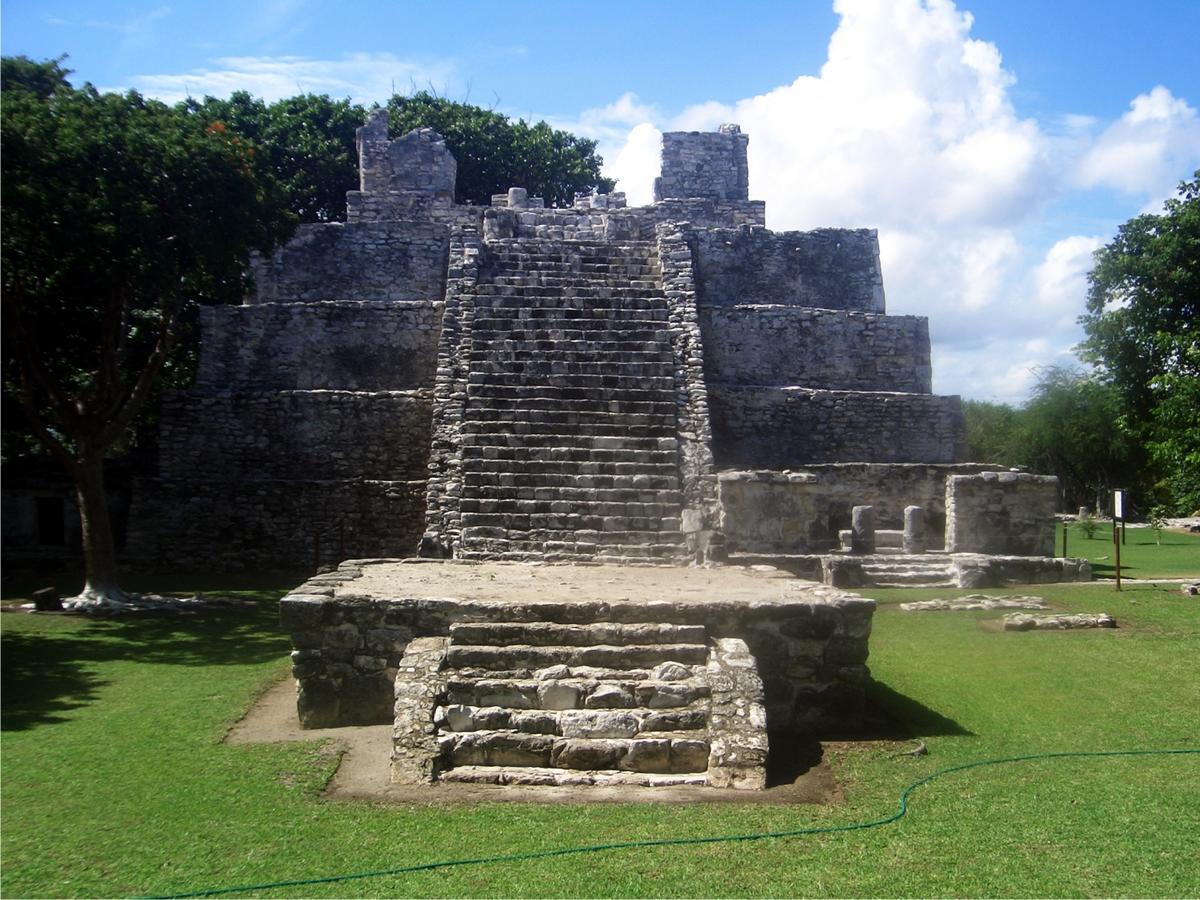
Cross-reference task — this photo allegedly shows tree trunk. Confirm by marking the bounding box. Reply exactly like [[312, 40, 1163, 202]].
[[71, 449, 126, 603]]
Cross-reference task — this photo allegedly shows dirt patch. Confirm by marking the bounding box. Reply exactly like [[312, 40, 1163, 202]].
[[227, 677, 843, 805]]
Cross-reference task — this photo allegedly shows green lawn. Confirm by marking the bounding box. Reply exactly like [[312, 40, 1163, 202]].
[[1056, 521, 1200, 579], [2, 577, 1199, 898]]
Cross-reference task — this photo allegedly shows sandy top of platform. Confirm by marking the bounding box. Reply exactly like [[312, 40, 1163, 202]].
[[334, 559, 856, 606]]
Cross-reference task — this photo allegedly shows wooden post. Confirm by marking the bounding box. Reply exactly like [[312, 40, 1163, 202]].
[[1113, 517, 1122, 591]]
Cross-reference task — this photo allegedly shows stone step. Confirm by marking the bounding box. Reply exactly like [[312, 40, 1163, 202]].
[[459, 433, 676, 451], [469, 349, 673, 365], [461, 485, 685, 504], [460, 538, 688, 557], [460, 513, 680, 533], [461, 458, 680, 479], [438, 766, 706, 787], [463, 408, 677, 426], [460, 445, 677, 464], [442, 674, 709, 712], [445, 641, 708, 672], [462, 528, 686, 550], [475, 329, 673, 345], [449, 621, 707, 648], [488, 276, 661, 289], [436, 704, 707, 737], [468, 384, 677, 407], [469, 360, 676, 378], [467, 372, 675, 390], [475, 287, 664, 301], [460, 500, 680, 519], [441, 731, 710, 773], [471, 307, 671, 324], [472, 313, 670, 331], [456, 549, 688, 566], [463, 472, 679, 492], [473, 334, 673, 350]]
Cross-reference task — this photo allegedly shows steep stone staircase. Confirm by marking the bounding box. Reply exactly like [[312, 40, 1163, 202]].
[[391, 618, 768, 788], [457, 238, 689, 564]]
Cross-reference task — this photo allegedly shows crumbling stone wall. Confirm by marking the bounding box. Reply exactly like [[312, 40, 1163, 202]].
[[656, 125, 750, 201], [946, 472, 1059, 556], [692, 227, 885, 311], [700, 307, 931, 392], [250, 221, 450, 303], [710, 387, 968, 467], [355, 111, 456, 201], [195, 301, 441, 391], [717, 464, 1004, 554]]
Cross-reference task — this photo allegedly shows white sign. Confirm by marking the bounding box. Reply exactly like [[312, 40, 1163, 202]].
[[1114, 490, 1124, 519]]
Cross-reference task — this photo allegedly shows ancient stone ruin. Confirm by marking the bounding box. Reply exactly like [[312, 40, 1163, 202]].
[[130, 111, 1090, 788]]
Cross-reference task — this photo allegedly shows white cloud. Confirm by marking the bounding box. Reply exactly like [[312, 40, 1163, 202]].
[[119, 53, 455, 104], [596, 0, 1199, 402], [1076, 86, 1200, 197], [1034, 235, 1105, 324]]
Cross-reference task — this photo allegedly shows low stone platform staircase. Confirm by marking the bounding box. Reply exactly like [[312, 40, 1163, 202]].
[[859, 554, 957, 587], [391, 619, 768, 789], [456, 238, 689, 565]]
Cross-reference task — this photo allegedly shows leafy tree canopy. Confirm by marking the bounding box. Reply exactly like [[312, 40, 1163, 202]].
[[1079, 173, 1200, 514], [1, 56, 295, 600], [386, 92, 615, 207], [180, 91, 363, 223]]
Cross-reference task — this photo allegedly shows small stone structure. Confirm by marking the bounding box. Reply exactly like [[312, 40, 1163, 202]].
[[282, 560, 871, 788], [127, 112, 1093, 788]]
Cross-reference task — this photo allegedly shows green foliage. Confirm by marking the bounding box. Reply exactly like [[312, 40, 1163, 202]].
[[386, 91, 615, 207], [1078, 512, 1099, 539], [962, 399, 1022, 464], [963, 368, 1140, 512], [1014, 367, 1142, 512], [3, 580, 1198, 897], [1, 56, 296, 591], [181, 91, 365, 223], [1080, 172, 1200, 515]]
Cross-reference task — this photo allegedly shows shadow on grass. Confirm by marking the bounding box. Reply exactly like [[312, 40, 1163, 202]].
[[0, 602, 288, 732], [860, 680, 973, 740]]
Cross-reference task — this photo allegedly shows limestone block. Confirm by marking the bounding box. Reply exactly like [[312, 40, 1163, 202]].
[[851, 506, 875, 554]]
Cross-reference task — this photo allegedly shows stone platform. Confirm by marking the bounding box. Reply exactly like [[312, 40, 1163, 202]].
[[279, 559, 875, 789]]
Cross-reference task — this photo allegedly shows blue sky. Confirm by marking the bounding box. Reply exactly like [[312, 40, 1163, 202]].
[[5, 0, 1199, 403]]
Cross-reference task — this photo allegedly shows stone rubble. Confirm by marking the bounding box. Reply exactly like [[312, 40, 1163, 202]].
[[1002, 613, 1117, 631], [900, 595, 1051, 612]]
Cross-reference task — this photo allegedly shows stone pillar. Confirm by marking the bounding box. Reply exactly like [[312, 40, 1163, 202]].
[[850, 505, 875, 554], [902, 505, 925, 554], [1078, 506, 1090, 519]]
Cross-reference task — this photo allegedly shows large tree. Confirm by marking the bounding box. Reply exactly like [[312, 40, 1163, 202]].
[[180, 91, 364, 223], [1079, 172, 1200, 514], [386, 92, 615, 207], [1, 58, 294, 605]]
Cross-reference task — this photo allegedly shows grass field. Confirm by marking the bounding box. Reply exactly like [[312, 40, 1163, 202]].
[[1057, 522, 1200, 578], [2, 568, 1199, 897]]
